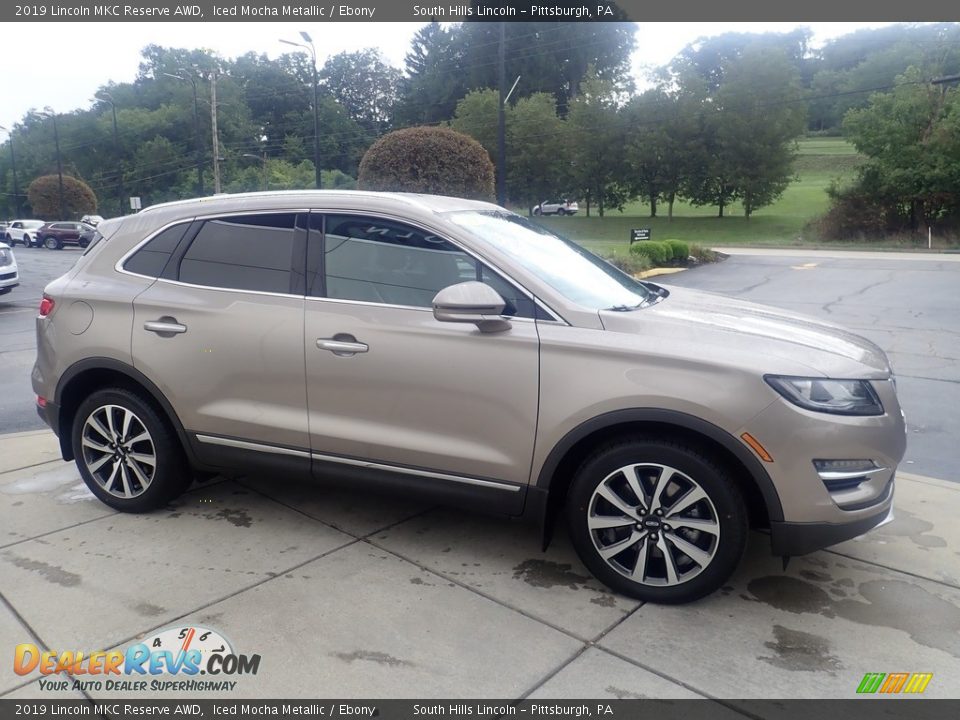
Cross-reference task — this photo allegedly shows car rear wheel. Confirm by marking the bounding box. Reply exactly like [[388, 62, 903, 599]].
[[533, 207, 542, 216], [72, 388, 193, 512], [566, 437, 748, 604]]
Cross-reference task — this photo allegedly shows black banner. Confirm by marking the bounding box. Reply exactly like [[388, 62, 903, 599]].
[[1, 700, 958, 720], [3, 0, 960, 23]]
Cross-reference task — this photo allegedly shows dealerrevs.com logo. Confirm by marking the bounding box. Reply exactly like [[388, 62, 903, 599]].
[[856, 672, 933, 694], [14, 625, 261, 693]]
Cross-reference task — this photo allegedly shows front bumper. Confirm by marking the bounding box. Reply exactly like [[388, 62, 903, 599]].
[[770, 496, 894, 555]]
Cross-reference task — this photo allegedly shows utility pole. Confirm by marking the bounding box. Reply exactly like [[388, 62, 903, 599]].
[[95, 92, 123, 216], [0, 125, 21, 218], [163, 71, 205, 197], [496, 21, 506, 207], [209, 71, 221, 194]]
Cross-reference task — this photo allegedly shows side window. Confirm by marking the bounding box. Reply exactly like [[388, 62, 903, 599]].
[[178, 214, 296, 293], [478, 265, 546, 320], [316, 215, 477, 308], [123, 223, 189, 278]]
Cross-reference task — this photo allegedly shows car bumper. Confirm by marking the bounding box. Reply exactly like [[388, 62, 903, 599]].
[[770, 497, 894, 555], [0, 268, 19, 290]]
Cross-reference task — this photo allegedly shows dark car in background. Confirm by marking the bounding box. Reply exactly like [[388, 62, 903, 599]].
[[37, 222, 96, 250]]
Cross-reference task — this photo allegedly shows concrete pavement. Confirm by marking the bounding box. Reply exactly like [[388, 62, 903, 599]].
[[1, 430, 958, 701]]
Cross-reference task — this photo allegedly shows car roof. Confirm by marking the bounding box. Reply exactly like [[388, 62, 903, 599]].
[[136, 190, 500, 221]]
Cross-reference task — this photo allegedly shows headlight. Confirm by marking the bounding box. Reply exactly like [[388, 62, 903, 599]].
[[765, 376, 883, 416], [0, 248, 10, 266]]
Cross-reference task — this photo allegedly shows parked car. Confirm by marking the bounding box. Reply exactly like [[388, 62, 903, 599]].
[[0, 240, 19, 295], [33, 191, 905, 603], [77, 225, 97, 249], [37, 221, 96, 250], [81, 214, 105, 227], [532, 199, 579, 216], [4, 219, 44, 247]]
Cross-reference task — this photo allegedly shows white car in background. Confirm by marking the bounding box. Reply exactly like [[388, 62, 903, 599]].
[[4, 219, 44, 248], [532, 199, 579, 216], [0, 240, 19, 295]]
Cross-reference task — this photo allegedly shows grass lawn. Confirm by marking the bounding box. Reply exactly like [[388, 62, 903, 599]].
[[533, 137, 869, 255]]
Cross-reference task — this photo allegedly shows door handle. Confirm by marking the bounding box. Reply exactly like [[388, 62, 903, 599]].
[[317, 336, 368, 356], [144, 319, 187, 335]]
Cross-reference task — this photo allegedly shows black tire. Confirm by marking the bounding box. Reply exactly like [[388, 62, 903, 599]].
[[566, 437, 748, 604], [72, 387, 193, 512], [44, 236, 61, 250], [555, 208, 566, 216], [533, 207, 542, 216]]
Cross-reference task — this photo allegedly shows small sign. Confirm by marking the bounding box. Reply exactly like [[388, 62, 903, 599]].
[[630, 228, 652, 243], [129, 196, 142, 210]]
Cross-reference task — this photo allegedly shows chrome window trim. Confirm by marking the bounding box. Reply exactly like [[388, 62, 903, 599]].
[[195, 433, 520, 492]]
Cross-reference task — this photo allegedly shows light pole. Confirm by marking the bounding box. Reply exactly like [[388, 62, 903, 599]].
[[40, 108, 65, 220], [163, 71, 205, 196], [280, 32, 322, 189], [94, 92, 123, 217], [0, 125, 21, 218]]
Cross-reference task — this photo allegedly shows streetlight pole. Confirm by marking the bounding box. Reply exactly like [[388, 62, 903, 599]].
[[163, 71, 205, 196], [41, 108, 65, 220], [0, 125, 21, 218], [95, 92, 123, 217], [242, 152, 267, 191], [280, 32, 322, 189]]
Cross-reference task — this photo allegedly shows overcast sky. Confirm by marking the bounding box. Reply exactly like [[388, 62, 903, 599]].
[[1, 21, 899, 133]]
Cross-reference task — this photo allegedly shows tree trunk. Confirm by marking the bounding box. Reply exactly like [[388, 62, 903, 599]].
[[649, 193, 657, 218], [718, 198, 725, 218], [668, 192, 675, 221], [585, 191, 591, 218], [599, 189, 605, 218]]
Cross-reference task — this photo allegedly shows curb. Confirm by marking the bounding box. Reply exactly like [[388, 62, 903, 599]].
[[636, 267, 687, 279]]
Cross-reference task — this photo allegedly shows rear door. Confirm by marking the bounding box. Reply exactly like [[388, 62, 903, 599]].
[[130, 212, 310, 470]]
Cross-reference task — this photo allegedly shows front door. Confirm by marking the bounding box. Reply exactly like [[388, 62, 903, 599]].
[[303, 213, 540, 512]]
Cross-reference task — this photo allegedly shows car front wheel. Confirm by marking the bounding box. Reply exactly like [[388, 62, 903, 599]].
[[72, 388, 193, 512], [566, 437, 748, 604], [44, 236, 61, 250]]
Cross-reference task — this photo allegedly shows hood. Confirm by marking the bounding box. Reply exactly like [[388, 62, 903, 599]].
[[599, 285, 891, 378]]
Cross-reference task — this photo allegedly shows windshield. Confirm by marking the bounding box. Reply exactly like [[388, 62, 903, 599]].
[[24, 221, 44, 229], [446, 210, 656, 310]]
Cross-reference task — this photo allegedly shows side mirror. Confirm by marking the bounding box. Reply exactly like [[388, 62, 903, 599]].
[[432, 282, 512, 333]]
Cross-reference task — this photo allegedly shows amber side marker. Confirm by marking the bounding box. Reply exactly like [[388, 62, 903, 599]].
[[741, 432, 774, 462]]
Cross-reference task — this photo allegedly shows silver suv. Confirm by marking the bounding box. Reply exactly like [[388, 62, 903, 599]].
[[32, 191, 906, 603]]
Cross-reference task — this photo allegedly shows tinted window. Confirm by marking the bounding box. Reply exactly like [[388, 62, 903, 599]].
[[317, 215, 475, 308], [123, 223, 189, 278], [179, 214, 296, 293]]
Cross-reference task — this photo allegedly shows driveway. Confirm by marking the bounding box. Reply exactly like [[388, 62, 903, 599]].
[[1, 247, 958, 703]]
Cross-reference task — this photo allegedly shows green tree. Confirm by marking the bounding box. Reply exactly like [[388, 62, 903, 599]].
[[507, 93, 570, 211], [566, 72, 630, 217], [321, 49, 402, 133], [450, 89, 500, 162], [27, 175, 97, 219], [358, 126, 494, 200], [394, 22, 468, 126]]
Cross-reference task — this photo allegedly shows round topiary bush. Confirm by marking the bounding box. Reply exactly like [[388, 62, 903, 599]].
[[664, 239, 690, 261], [629, 240, 670, 266], [358, 126, 495, 200], [27, 174, 98, 219]]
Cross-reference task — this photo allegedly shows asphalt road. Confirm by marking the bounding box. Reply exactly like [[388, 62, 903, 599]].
[[0, 244, 80, 433], [1, 245, 956, 481]]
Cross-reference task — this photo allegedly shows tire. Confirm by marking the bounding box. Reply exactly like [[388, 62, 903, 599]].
[[44, 236, 61, 250], [533, 207, 542, 216], [566, 437, 748, 604], [555, 208, 567, 216], [79, 239, 89, 249], [72, 388, 193, 512]]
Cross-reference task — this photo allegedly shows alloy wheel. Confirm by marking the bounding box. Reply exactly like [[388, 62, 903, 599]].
[[80, 404, 156, 499], [587, 463, 721, 586]]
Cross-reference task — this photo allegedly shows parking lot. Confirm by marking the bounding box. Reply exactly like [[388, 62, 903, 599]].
[[1, 245, 959, 702]]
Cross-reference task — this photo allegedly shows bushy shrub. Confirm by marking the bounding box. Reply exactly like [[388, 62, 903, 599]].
[[602, 253, 651, 276], [629, 240, 670, 265], [664, 239, 690, 261], [688, 243, 718, 263], [27, 175, 97, 219], [358, 126, 494, 200]]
